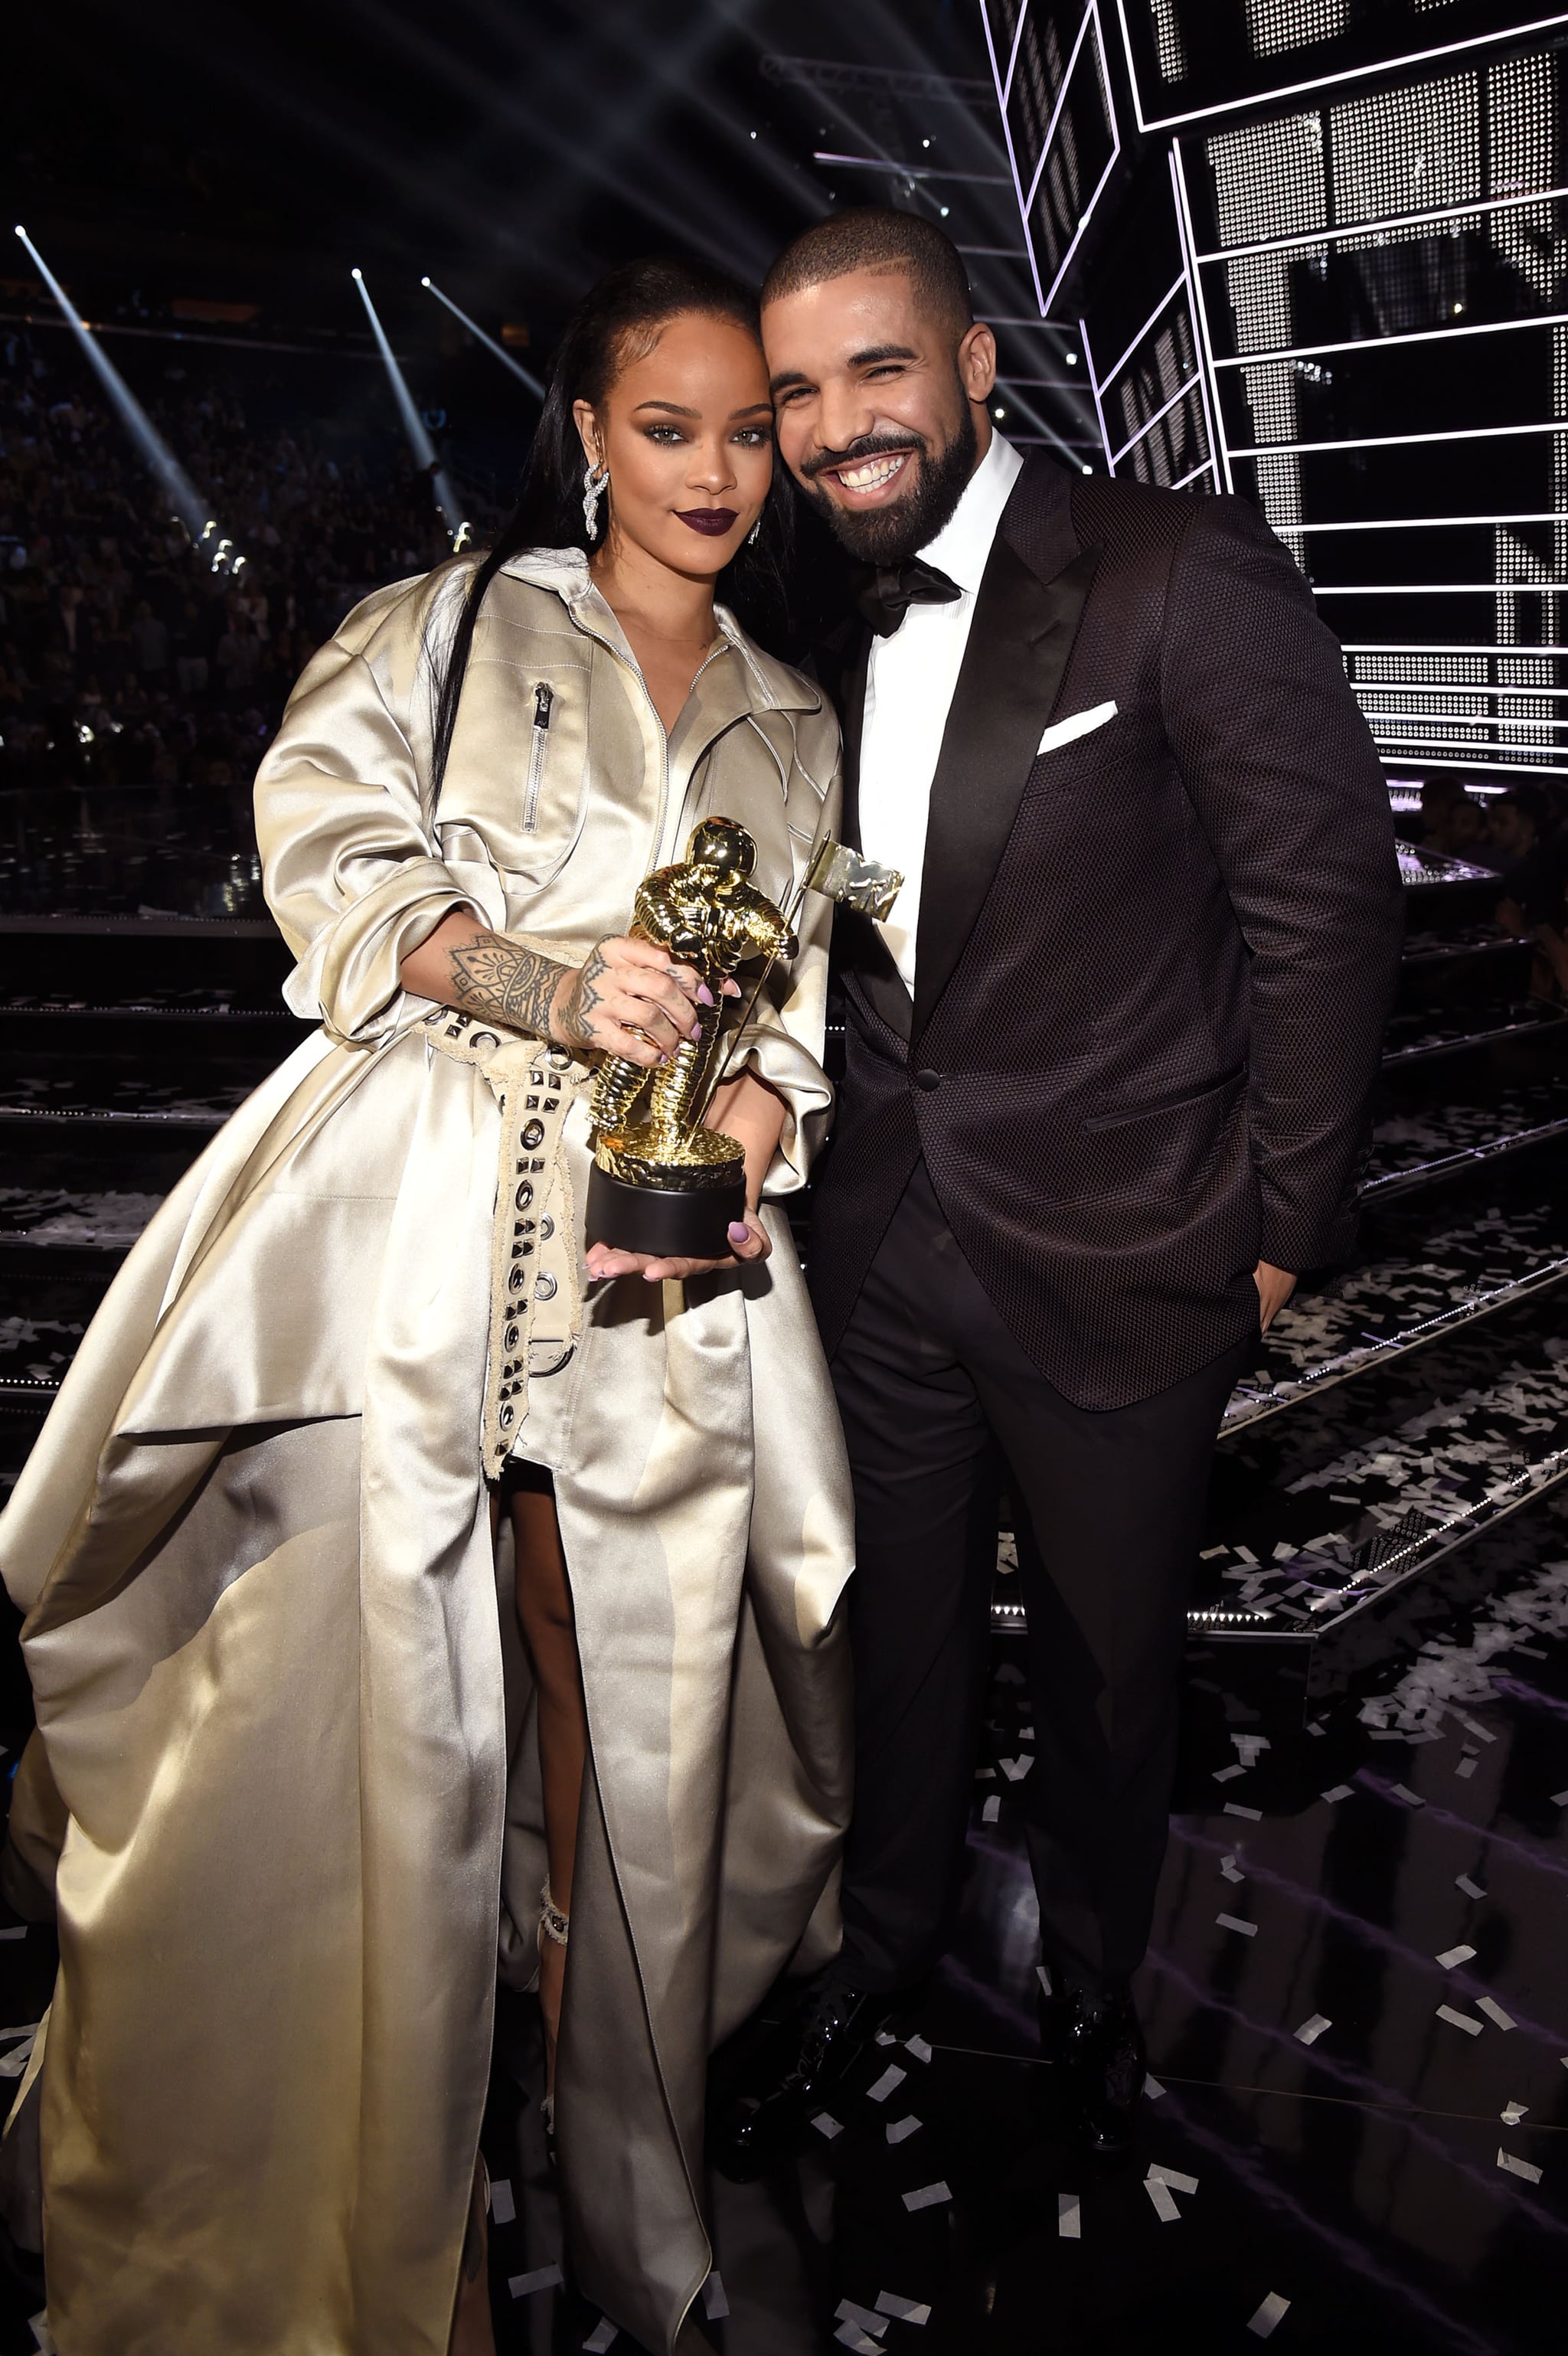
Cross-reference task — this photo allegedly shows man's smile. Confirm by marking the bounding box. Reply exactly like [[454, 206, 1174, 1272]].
[[818, 449, 916, 502]]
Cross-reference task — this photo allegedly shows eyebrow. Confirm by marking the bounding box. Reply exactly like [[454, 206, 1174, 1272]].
[[768, 345, 920, 394], [630, 399, 775, 420]]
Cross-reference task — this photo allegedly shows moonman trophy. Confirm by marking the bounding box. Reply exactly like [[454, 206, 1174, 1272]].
[[585, 815, 903, 1261]]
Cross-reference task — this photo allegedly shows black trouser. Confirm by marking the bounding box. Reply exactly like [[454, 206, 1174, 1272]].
[[828, 1158, 1253, 1996]]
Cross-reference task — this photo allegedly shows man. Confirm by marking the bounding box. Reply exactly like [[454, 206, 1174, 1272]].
[[726, 208, 1402, 2164]]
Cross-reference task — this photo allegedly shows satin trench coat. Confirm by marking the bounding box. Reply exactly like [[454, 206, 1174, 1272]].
[[0, 549, 855, 2356]]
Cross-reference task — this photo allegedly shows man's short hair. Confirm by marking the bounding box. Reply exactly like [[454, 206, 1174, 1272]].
[[762, 207, 974, 340]]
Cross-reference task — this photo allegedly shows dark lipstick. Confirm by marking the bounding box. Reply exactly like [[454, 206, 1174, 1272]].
[[676, 507, 739, 537]]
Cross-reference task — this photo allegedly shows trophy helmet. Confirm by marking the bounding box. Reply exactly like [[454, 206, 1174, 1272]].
[[687, 815, 755, 881]]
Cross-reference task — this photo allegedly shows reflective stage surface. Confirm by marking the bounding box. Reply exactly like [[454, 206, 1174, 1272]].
[[468, 1505, 1562, 2354]]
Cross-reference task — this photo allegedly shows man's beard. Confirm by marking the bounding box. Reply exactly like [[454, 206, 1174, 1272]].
[[796, 399, 979, 564]]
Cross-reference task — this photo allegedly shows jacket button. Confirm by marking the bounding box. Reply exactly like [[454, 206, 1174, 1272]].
[[914, 1067, 942, 1091]]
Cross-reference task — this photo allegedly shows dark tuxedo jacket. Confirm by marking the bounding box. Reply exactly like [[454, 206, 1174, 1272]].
[[808, 453, 1404, 1412]]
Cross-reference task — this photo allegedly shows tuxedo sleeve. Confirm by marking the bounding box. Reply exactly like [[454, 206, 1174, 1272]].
[[1160, 494, 1403, 1273]]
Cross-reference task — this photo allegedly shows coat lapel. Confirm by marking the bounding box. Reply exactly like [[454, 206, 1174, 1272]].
[[912, 475, 1097, 1044]]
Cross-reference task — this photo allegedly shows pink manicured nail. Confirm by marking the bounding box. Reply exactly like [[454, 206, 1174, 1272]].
[[697, 984, 715, 1008], [728, 1222, 750, 1243]]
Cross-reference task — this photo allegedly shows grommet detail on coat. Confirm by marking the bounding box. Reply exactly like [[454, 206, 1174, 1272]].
[[534, 1273, 557, 1302], [521, 1119, 545, 1149]]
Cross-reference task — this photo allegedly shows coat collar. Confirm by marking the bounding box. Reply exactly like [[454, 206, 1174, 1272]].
[[498, 544, 822, 719]]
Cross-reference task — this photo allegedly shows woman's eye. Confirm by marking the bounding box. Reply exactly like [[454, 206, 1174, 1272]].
[[645, 426, 685, 444], [734, 427, 772, 447]]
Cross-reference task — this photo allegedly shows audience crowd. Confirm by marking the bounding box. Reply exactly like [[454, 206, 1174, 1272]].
[[1413, 774, 1568, 999], [0, 328, 462, 808]]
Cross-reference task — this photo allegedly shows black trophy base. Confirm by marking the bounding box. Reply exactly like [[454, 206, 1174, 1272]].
[[586, 1161, 746, 1260]]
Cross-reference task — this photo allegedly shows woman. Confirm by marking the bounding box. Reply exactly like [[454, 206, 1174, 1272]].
[[0, 258, 854, 2356]]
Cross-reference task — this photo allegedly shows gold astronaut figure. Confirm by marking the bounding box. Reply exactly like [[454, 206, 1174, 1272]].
[[589, 818, 796, 1232]]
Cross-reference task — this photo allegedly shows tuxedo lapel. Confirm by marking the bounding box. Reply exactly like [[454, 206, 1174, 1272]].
[[912, 480, 1097, 1044]]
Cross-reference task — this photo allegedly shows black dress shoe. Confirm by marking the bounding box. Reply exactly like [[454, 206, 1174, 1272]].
[[1057, 1983, 1148, 2159], [713, 1976, 904, 2181]]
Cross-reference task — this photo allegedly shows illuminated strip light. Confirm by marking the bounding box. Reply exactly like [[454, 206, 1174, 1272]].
[[1296, 513, 1566, 534], [1344, 642, 1568, 657], [1077, 315, 1116, 473], [1110, 373, 1200, 468], [1169, 142, 1231, 493], [1318, 583, 1568, 596], [811, 150, 1011, 185], [1377, 753, 1568, 778], [1358, 709, 1568, 729], [1197, 182, 1568, 269], [985, 0, 1122, 319], [1110, 1, 1568, 136], [1361, 682, 1568, 700], [1214, 309, 1568, 371], [1231, 421, 1567, 459], [420, 278, 545, 401], [1099, 274, 1185, 394], [1172, 457, 1220, 490], [981, 316, 1080, 330]]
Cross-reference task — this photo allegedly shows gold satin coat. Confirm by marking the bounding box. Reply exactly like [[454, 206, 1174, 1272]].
[[0, 550, 854, 2356]]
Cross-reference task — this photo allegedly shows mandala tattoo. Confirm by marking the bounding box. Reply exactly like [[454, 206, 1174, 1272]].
[[446, 930, 570, 1041], [554, 938, 613, 1055]]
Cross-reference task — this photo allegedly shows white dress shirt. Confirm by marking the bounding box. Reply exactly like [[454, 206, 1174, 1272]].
[[858, 430, 1024, 994]]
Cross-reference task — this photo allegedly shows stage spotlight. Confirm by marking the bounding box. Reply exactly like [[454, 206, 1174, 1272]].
[[420, 277, 546, 404], [351, 267, 465, 539], [15, 224, 237, 564]]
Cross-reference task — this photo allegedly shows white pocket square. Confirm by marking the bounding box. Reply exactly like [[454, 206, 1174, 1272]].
[[1037, 699, 1117, 755]]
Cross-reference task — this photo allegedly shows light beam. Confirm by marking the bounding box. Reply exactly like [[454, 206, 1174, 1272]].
[[351, 267, 464, 538], [420, 279, 545, 403], [15, 223, 234, 563]]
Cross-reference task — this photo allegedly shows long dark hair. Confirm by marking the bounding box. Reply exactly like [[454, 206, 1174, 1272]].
[[430, 256, 794, 802]]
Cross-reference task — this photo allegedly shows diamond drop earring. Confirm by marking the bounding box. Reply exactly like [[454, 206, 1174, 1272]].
[[746, 517, 762, 546], [582, 459, 610, 540]]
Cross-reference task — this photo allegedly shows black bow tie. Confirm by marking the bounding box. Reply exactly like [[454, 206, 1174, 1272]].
[[851, 557, 964, 638]]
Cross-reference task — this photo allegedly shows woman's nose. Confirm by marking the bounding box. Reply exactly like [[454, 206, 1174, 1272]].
[[688, 440, 738, 494]]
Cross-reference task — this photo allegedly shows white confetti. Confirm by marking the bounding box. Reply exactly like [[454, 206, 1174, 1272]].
[[981, 1794, 1000, 1823], [1435, 1944, 1477, 1969], [875, 2291, 931, 2325], [1501, 2103, 1528, 2126], [886, 2116, 921, 2144], [1390, 1783, 1424, 1807], [867, 2064, 907, 2103], [874, 2030, 897, 2045], [488, 2177, 515, 2225], [28, 2317, 54, 2356], [902, 2181, 951, 2212], [509, 2264, 564, 2298], [1455, 1874, 1486, 1900], [1217, 1913, 1258, 1939], [1148, 2165, 1197, 2192], [1036, 1965, 1054, 1996], [998, 1756, 1033, 1782], [812, 2111, 844, 2139], [1212, 1764, 1246, 1783], [835, 2299, 887, 2337], [905, 2034, 933, 2064], [1248, 2292, 1292, 2339], [583, 2322, 618, 2354], [1220, 1854, 1246, 1884], [1551, 1790, 1568, 1808], [0, 1927, 27, 1943], [1455, 1756, 1478, 1779], [1321, 1785, 1354, 1804], [1476, 1996, 1516, 2031], [835, 2327, 882, 2354], [1224, 1803, 1263, 1822], [1497, 2149, 1542, 2184], [1437, 2005, 1482, 2036], [1144, 2177, 1181, 2223], [1058, 2192, 1081, 2239], [0, 2032, 37, 2080], [1143, 2073, 1166, 2099], [702, 2272, 729, 2319], [1295, 2014, 1331, 2046]]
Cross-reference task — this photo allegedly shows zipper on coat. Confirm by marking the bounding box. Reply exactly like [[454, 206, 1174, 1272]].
[[523, 682, 554, 831]]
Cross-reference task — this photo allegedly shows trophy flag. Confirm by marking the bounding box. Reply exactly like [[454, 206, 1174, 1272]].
[[711, 836, 905, 1099]]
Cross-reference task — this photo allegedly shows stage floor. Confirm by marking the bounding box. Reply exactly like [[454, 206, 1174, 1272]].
[[0, 1514, 1562, 2356]]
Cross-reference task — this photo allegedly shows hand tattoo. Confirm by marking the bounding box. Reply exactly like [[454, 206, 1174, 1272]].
[[446, 930, 570, 1041], [554, 937, 614, 1054]]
